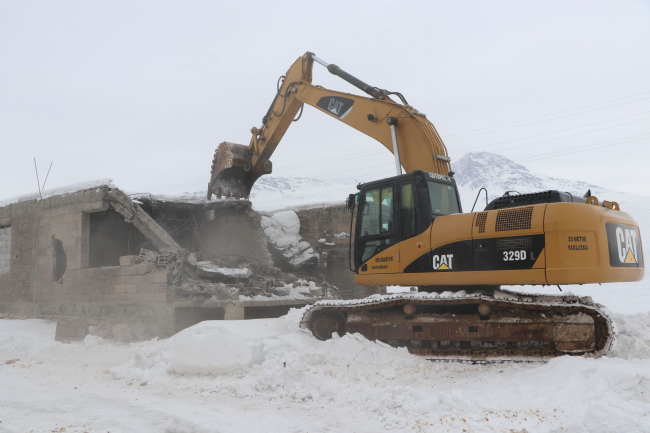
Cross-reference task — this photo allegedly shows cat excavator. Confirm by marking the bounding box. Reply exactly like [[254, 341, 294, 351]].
[[207, 52, 644, 360]]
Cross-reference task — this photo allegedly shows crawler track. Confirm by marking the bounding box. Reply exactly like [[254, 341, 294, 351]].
[[301, 289, 613, 360]]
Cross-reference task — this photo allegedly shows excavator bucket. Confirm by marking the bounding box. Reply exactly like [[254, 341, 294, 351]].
[[207, 142, 252, 200], [207, 142, 272, 200]]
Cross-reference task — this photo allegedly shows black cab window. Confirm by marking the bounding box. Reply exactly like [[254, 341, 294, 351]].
[[400, 182, 416, 240], [427, 181, 460, 215]]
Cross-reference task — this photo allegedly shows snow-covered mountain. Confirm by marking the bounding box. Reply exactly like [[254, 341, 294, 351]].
[[244, 151, 647, 213], [248, 177, 355, 212], [454, 152, 598, 198]]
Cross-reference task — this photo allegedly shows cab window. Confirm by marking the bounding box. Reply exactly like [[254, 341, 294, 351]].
[[427, 181, 460, 215], [358, 186, 394, 263], [360, 187, 393, 236], [400, 182, 416, 240]]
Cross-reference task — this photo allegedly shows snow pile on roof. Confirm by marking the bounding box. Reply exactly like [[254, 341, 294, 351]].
[[0, 178, 114, 208], [261, 210, 318, 267]]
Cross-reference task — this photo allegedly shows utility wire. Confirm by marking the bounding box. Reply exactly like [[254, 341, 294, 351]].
[[450, 113, 650, 154], [443, 90, 650, 138], [481, 118, 650, 155], [445, 96, 650, 141], [141, 106, 650, 193], [516, 136, 650, 163]]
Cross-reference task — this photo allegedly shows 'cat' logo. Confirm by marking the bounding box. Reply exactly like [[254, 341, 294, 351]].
[[606, 223, 643, 268], [328, 98, 344, 116], [316, 96, 354, 119], [616, 227, 639, 264], [433, 254, 453, 271]]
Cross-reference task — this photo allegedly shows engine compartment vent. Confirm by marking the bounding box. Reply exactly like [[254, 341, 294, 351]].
[[475, 212, 488, 233], [495, 207, 533, 232], [496, 236, 533, 250], [485, 190, 584, 210]]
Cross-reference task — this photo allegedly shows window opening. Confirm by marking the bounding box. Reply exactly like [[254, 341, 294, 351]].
[[90, 210, 149, 268], [427, 181, 460, 216]]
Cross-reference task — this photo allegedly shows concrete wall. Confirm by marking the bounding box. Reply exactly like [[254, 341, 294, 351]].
[[0, 188, 171, 306], [297, 205, 385, 299], [0, 226, 11, 274], [196, 203, 273, 267]]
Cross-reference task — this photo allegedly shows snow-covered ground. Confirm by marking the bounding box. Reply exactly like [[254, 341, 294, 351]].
[[2, 305, 650, 432]]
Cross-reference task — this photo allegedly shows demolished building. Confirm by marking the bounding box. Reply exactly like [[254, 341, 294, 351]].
[[0, 181, 382, 341]]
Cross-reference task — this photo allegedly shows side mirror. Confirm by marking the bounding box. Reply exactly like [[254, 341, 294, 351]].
[[346, 194, 356, 211]]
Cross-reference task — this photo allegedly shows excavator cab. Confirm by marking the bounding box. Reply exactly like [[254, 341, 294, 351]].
[[353, 170, 461, 270]]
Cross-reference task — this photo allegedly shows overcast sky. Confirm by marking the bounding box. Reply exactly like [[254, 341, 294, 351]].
[[1, 0, 649, 202]]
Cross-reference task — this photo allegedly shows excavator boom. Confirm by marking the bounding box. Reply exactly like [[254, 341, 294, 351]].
[[208, 52, 450, 199]]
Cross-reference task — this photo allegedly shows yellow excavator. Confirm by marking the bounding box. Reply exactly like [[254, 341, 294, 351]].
[[208, 52, 644, 359]]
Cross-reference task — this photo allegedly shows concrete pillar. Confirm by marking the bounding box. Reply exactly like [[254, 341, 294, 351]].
[[224, 303, 245, 320]]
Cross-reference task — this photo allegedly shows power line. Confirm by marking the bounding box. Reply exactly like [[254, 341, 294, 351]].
[[144, 123, 647, 194], [515, 133, 650, 162], [450, 112, 650, 154], [516, 135, 650, 163], [443, 90, 650, 138], [485, 118, 650, 154], [444, 96, 650, 141], [140, 107, 650, 193], [253, 137, 650, 206]]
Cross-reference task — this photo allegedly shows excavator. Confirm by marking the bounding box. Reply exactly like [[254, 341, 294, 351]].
[[207, 52, 644, 360]]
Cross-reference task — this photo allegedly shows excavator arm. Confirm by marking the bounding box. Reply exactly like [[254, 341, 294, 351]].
[[208, 52, 452, 199]]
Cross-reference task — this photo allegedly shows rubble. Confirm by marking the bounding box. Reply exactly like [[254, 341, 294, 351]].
[[261, 210, 319, 271], [0, 181, 380, 343]]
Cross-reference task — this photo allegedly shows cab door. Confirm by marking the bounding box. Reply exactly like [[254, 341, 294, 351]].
[[398, 180, 431, 271], [356, 182, 400, 273]]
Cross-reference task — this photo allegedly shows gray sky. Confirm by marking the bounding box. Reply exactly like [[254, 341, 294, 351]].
[[2, 0, 649, 201]]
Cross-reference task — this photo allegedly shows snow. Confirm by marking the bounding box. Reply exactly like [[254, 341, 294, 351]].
[[0, 178, 115, 208], [2, 308, 650, 432], [250, 176, 353, 212], [261, 210, 319, 267], [169, 327, 252, 374], [195, 261, 252, 278]]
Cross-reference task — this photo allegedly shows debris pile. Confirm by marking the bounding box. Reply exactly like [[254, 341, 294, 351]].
[[111, 192, 338, 303], [261, 210, 319, 270], [177, 250, 336, 303]]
